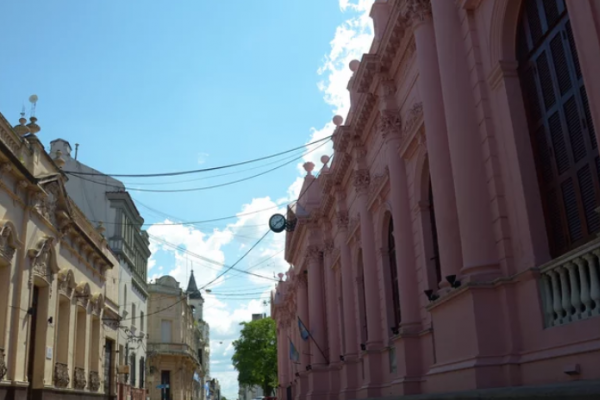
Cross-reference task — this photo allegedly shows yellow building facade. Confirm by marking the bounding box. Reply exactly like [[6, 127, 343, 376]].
[[0, 111, 119, 400], [147, 276, 204, 400]]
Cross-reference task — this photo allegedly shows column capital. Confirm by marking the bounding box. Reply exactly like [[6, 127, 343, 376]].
[[336, 211, 349, 230], [305, 245, 322, 263], [353, 169, 371, 195], [379, 109, 403, 142], [323, 239, 335, 255], [404, 0, 432, 28]]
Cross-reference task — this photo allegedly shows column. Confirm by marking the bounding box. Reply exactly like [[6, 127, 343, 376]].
[[430, 0, 498, 276], [405, 0, 463, 283], [336, 212, 358, 357], [306, 245, 326, 366], [378, 106, 421, 328], [353, 168, 383, 345], [323, 240, 341, 363], [296, 275, 310, 369]]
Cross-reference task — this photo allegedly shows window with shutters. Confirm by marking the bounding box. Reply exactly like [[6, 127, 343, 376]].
[[387, 219, 401, 329], [517, 0, 599, 258]]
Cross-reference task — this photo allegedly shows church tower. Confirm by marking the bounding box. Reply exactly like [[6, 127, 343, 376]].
[[186, 270, 204, 321]]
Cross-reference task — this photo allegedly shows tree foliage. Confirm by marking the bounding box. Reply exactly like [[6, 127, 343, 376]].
[[232, 317, 278, 396]]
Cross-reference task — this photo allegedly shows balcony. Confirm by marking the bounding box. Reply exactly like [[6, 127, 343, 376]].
[[539, 238, 600, 327], [148, 342, 199, 364]]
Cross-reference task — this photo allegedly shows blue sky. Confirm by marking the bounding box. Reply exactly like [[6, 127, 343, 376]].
[[0, 1, 373, 397]]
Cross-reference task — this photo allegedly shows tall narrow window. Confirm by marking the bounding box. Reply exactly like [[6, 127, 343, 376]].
[[139, 357, 145, 388], [518, 0, 599, 257], [428, 179, 442, 285], [357, 250, 368, 343], [130, 352, 136, 387], [131, 303, 136, 327], [140, 311, 145, 332], [388, 219, 402, 328]]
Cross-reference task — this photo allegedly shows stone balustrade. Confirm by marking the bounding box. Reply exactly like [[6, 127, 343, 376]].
[[540, 238, 600, 327]]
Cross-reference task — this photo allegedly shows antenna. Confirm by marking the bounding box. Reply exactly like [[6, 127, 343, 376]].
[[29, 95, 38, 117], [20, 104, 26, 118]]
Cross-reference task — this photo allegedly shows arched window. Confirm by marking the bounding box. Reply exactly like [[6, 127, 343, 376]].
[[388, 219, 401, 328], [518, 0, 598, 257]]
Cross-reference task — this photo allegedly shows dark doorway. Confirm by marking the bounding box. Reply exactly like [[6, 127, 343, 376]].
[[428, 179, 442, 285], [26, 286, 40, 400], [161, 370, 171, 400], [104, 339, 114, 396]]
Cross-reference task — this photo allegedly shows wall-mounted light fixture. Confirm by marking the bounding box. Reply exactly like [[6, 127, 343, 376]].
[[27, 307, 35, 316], [47, 317, 53, 324], [360, 343, 366, 351], [339, 355, 345, 362], [445, 275, 461, 289], [391, 326, 399, 335], [424, 290, 439, 302], [306, 365, 312, 371]]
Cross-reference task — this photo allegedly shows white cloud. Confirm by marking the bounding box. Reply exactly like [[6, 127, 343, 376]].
[[198, 152, 209, 165], [146, 3, 374, 399]]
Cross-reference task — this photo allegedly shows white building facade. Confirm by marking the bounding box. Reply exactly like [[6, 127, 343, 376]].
[[50, 139, 150, 400]]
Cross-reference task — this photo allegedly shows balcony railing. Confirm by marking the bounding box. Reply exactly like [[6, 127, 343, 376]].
[[539, 238, 600, 327], [148, 342, 199, 364]]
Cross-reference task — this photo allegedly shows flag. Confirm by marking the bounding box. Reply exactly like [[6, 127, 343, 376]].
[[297, 317, 310, 341], [289, 339, 300, 363]]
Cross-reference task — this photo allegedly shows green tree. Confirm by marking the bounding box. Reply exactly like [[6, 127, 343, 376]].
[[232, 317, 278, 396]]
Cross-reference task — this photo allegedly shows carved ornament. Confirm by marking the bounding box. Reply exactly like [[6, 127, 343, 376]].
[[73, 367, 86, 390], [323, 240, 335, 255], [353, 169, 371, 195], [89, 293, 104, 315], [405, 0, 432, 26], [379, 109, 403, 141], [89, 371, 100, 392], [0, 221, 21, 265], [336, 211, 349, 230], [57, 269, 76, 297], [402, 102, 424, 138], [75, 282, 91, 307], [28, 237, 59, 284], [54, 362, 70, 388], [305, 245, 321, 263]]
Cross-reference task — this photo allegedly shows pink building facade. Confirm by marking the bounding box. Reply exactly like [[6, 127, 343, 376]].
[[272, 0, 600, 399]]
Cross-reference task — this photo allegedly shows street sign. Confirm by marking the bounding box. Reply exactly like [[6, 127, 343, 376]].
[[156, 384, 170, 389]]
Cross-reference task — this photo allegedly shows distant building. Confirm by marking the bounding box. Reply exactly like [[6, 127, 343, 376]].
[[50, 139, 150, 400], [147, 275, 205, 400]]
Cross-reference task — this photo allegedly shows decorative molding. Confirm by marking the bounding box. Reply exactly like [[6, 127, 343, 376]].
[[336, 211, 349, 230], [405, 0, 432, 26], [89, 371, 100, 392], [379, 109, 403, 141], [73, 367, 86, 390], [368, 171, 389, 208], [75, 282, 91, 307], [456, 0, 482, 10], [89, 293, 104, 315], [353, 169, 371, 195], [54, 362, 70, 388], [28, 237, 59, 286], [305, 245, 321, 263], [323, 239, 335, 255], [487, 60, 519, 91], [0, 221, 21, 265], [57, 269, 76, 297], [402, 102, 424, 139]]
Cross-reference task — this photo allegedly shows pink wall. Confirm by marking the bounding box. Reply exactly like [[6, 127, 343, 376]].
[[272, 1, 600, 399]]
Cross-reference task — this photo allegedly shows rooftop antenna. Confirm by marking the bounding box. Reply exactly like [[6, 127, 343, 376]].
[[75, 143, 80, 160], [29, 94, 38, 117]]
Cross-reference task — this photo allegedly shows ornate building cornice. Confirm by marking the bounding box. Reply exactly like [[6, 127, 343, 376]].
[[404, 0, 432, 26]]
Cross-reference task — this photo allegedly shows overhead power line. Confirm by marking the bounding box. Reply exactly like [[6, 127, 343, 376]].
[[64, 135, 332, 178], [67, 139, 330, 193]]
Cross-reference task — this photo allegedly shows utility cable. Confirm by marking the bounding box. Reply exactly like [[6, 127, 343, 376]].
[[66, 139, 330, 193], [64, 135, 332, 178]]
